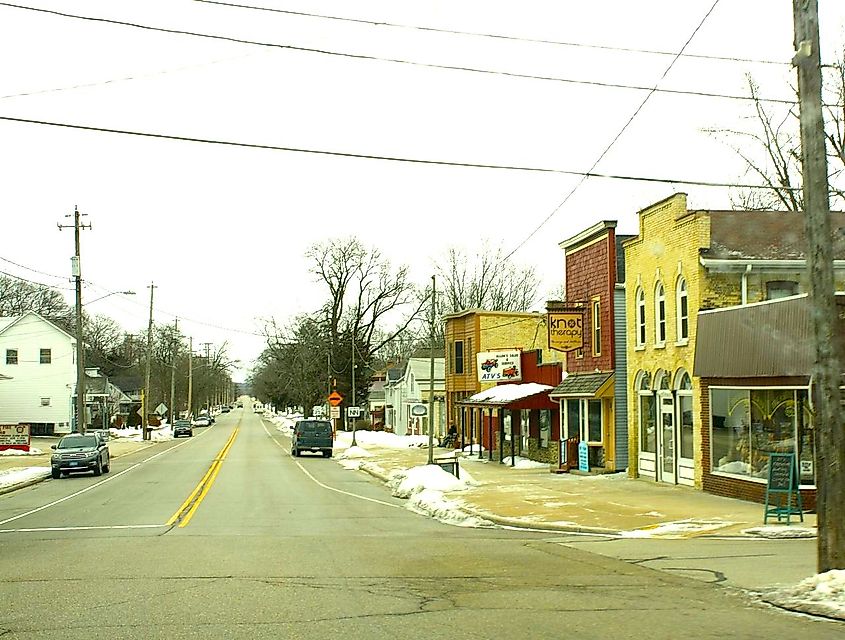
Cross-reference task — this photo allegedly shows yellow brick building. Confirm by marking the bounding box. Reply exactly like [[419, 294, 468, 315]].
[[623, 193, 845, 488]]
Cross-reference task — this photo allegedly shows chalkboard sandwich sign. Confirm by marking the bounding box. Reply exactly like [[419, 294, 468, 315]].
[[763, 453, 804, 524]]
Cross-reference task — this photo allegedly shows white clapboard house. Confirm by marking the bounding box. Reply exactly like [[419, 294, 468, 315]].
[[0, 311, 78, 435]]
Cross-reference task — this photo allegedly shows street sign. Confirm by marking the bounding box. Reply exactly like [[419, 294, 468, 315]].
[[330, 406, 341, 419], [347, 407, 361, 418], [155, 403, 168, 415], [328, 391, 343, 406]]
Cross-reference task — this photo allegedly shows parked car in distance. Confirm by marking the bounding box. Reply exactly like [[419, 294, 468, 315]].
[[291, 419, 333, 458], [220, 406, 231, 413], [50, 433, 110, 478], [192, 415, 211, 427], [173, 419, 193, 438]]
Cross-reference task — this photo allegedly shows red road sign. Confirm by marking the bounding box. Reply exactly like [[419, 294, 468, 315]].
[[328, 391, 343, 406]]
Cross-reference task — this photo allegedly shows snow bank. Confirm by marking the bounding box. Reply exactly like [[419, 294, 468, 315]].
[[766, 570, 845, 620], [0, 466, 50, 490]]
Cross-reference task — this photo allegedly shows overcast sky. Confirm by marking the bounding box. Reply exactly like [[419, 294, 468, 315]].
[[2, 1, 844, 382]]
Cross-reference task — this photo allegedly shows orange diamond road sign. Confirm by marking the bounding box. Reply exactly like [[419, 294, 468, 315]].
[[328, 391, 343, 406]]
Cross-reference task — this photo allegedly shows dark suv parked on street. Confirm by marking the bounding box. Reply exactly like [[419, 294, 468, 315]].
[[173, 419, 193, 438], [51, 433, 110, 478], [291, 419, 333, 458]]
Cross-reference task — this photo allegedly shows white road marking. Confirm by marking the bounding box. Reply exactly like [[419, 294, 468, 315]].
[[0, 524, 166, 533], [260, 419, 402, 510]]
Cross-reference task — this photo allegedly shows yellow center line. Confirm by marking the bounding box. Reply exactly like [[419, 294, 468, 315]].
[[166, 424, 240, 528]]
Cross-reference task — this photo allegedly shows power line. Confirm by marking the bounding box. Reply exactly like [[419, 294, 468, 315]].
[[193, 0, 789, 67], [0, 268, 74, 291], [0, 52, 258, 101], [0, 255, 67, 281], [0, 114, 801, 192], [0, 2, 803, 106], [503, 0, 723, 262]]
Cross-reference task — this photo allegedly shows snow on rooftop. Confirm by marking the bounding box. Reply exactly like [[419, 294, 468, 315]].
[[465, 382, 552, 404]]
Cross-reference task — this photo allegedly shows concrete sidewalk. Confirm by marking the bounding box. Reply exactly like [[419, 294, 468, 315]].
[[349, 445, 817, 538]]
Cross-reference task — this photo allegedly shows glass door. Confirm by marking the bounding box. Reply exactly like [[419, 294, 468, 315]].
[[657, 394, 676, 484]]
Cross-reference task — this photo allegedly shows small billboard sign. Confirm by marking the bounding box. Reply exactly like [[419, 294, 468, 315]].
[[476, 350, 522, 382], [548, 308, 585, 352], [0, 423, 30, 452], [330, 406, 341, 419]]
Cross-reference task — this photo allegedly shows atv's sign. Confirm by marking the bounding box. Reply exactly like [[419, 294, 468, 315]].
[[476, 350, 522, 383]]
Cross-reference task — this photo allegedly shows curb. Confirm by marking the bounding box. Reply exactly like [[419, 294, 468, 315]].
[[353, 458, 624, 536]]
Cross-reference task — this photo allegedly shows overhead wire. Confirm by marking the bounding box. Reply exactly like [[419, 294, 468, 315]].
[[0, 2, 805, 106], [193, 0, 790, 67], [503, 0, 724, 262], [0, 114, 801, 192]]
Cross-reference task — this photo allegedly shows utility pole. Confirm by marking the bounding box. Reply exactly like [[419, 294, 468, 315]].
[[169, 318, 178, 425], [351, 329, 357, 447], [143, 283, 156, 440], [793, 0, 845, 572], [428, 275, 436, 465], [201, 342, 212, 412], [58, 206, 91, 434], [187, 337, 193, 419]]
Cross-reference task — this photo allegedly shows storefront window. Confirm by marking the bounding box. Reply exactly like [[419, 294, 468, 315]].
[[539, 410, 550, 448], [710, 387, 815, 484], [521, 409, 530, 451], [503, 412, 512, 441], [566, 400, 580, 440], [588, 399, 602, 442]]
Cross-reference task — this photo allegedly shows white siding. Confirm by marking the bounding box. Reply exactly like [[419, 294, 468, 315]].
[[0, 314, 76, 427]]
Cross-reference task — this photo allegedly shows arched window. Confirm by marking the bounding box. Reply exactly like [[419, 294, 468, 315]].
[[654, 282, 666, 345], [636, 371, 656, 453], [676, 277, 689, 342], [636, 287, 646, 347]]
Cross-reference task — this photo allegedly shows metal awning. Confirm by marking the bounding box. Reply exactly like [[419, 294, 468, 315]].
[[549, 371, 614, 398], [457, 382, 553, 407]]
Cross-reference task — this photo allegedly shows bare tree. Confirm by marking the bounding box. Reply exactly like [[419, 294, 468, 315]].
[[0, 275, 73, 326], [307, 237, 427, 407], [436, 242, 540, 314], [706, 65, 845, 210]]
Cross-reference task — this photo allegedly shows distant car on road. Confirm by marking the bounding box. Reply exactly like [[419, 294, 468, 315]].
[[220, 406, 231, 413], [50, 433, 110, 478], [192, 415, 211, 427], [291, 419, 333, 458], [173, 419, 193, 438]]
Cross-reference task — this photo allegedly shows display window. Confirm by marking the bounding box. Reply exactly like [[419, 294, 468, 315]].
[[710, 387, 815, 484]]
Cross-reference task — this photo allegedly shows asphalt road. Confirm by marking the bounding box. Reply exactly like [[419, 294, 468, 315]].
[[0, 410, 841, 639]]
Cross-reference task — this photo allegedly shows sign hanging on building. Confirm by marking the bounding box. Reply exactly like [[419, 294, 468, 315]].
[[476, 350, 522, 383], [547, 307, 585, 352]]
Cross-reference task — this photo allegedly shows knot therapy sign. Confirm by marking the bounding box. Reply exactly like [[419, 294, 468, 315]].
[[548, 308, 585, 352]]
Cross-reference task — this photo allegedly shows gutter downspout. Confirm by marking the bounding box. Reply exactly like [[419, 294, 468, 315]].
[[741, 264, 752, 305]]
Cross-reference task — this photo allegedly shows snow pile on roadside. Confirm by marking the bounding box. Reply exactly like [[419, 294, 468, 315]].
[[765, 570, 845, 620], [621, 519, 736, 538], [743, 525, 816, 539], [406, 489, 493, 527], [387, 464, 476, 498], [335, 446, 372, 460], [501, 456, 548, 469], [335, 430, 429, 449], [383, 464, 489, 527], [108, 426, 172, 441], [0, 466, 49, 489]]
